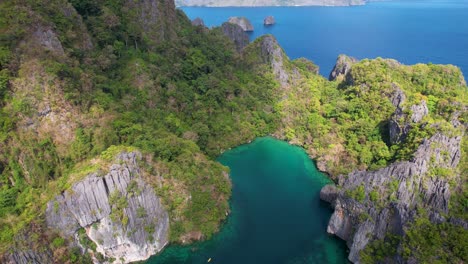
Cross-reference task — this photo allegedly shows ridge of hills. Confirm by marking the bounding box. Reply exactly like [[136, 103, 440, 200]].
[[0, 0, 466, 263]]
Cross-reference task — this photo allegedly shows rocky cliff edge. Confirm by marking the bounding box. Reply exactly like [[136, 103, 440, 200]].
[[320, 66, 466, 262], [45, 152, 169, 263]]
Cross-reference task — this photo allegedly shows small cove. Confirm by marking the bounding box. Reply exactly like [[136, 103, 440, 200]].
[[147, 137, 348, 264]]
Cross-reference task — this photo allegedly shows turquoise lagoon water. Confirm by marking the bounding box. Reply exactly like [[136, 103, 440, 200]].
[[147, 137, 348, 264], [181, 0, 468, 77], [148, 2, 468, 262]]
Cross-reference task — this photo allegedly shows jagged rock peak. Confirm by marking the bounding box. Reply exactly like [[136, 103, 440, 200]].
[[46, 151, 169, 263], [329, 54, 357, 81], [221, 22, 250, 52], [257, 35, 289, 87], [20, 2, 93, 57], [228, 16, 254, 32], [264, 16, 275, 25], [390, 83, 406, 107], [192, 17, 205, 27]]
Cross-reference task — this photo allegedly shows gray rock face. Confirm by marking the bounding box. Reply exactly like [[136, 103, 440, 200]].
[[3, 250, 53, 264], [124, 0, 177, 44], [329, 54, 357, 81], [390, 84, 406, 108], [192, 17, 205, 27], [389, 86, 409, 144], [221, 22, 250, 52], [31, 26, 65, 56], [245, 35, 311, 91], [22, 3, 93, 57], [46, 152, 169, 263], [410, 101, 429, 123], [389, 109, 409, 144], [319, 184, 338, 203], [3, 244, 53, 264], [228, 16, 254, 31], [389, 91, 429, 145], [450, 218, 468, 229], [316, 158, 329, 172], [264, 16, 275, 25], [258, 35, 289, 87], [327, 198, 360, 242], [322, 131, 463, 263]]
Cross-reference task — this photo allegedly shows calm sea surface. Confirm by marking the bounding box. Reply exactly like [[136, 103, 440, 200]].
[[147, 137, 348, 264], [181, 0, 468, 77]]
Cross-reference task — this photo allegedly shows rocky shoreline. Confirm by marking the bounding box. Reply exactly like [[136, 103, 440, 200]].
[[318, 56, 467, 263]]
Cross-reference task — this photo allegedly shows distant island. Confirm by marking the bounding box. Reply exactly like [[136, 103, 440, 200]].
[[176, 0, 372, 7]]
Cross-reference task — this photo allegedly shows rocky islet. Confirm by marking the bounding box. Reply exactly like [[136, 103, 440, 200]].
[[264, 16, 275, 26], [228, 16, 254, 32]]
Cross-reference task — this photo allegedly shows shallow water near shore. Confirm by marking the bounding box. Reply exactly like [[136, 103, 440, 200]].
[[147, 137, 348, 264]]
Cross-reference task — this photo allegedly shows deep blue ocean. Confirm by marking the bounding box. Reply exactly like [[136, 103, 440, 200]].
[[181, 0, 468, 77]]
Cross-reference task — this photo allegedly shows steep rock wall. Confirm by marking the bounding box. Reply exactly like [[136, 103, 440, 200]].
[[228, 17, 254, 31], [329, 54, 357, 81], [46, 152, 169, 263], [322, 130, 463, 263], [221, 22, 250, 52], [255, 35, 290, 87]]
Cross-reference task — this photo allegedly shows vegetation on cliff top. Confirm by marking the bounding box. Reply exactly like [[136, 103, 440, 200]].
[[0, 0, 277, 254], [0, 0, 466, 262]]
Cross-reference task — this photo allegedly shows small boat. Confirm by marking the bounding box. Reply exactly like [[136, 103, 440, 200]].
[[207, 258, 212, 262]]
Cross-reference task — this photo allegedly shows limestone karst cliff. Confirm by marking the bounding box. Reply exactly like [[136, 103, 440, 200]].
[[1, 0, 233, 262], [328, 54, 358, 81], [3, 150, 171, 264], [320, 56, 467, 263], [246, 35, 291, 87], [252, 46, 467, 262], [228, 16, 254, 31], [46, 152, 169, 263], [0, 0, 466, 263], [220, 22, 250, 51], [192, 17, 205, 27], [322, 131, 464, 262]]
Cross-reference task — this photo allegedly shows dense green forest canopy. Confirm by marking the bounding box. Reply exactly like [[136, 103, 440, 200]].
[[0, 0, 280, 252], [0, 0, 466, 263]]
